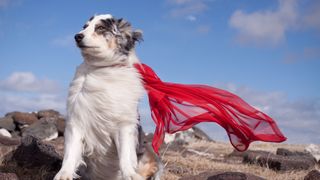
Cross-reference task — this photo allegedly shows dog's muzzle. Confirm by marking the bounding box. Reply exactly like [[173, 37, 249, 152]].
[[75, 33, 84, 44]]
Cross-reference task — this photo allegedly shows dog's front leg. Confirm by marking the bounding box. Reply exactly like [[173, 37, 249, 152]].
[[116, 123, 144, 180], [54, 123, 83, 180]]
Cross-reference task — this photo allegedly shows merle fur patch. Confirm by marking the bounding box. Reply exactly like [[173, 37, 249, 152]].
[[98, 17, 143, 55]]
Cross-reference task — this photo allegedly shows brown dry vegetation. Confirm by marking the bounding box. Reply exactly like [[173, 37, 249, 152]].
[[160, 141, 319, 180]]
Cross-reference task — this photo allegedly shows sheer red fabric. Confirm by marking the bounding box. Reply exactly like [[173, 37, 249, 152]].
[[134, 63, 287, 154]]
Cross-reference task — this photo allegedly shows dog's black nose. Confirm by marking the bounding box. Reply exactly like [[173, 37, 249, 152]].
[[74, 33, 84, 43]]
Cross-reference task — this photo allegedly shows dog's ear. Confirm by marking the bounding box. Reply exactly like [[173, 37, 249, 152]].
[[115, 18, 131, 34], [114, 18, 143, 54], [132, 30, 143, 43]]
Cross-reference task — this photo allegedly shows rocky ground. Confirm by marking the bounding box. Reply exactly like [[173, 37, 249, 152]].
[[0, 110, 319, 180]]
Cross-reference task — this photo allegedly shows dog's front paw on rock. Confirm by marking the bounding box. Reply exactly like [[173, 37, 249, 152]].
[[54, 171, 74, 180]]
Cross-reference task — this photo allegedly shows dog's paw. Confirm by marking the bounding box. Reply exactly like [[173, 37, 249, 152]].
[[54, 170, 74, 180]]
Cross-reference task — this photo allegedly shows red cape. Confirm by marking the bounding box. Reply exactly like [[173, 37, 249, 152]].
[[134, 63, 286, 154]]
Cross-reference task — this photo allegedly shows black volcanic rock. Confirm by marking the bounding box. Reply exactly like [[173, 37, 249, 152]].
[[37, 109, 60, 119], [11, 136, 62, 168], [243, 150, 315, 171], [11, 112, 38, 126], [0, 116, 16, 132], [304, 170, 320, 180], [0, 172, 19, 180], [22, 118, 58, 141], [180, 171, 265, 180]]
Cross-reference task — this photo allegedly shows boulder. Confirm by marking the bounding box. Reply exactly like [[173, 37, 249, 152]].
[[243, 150, 315, 171], [44, 136, 64, 157], [276, 148, 316, 163], [10, 136, 62, 168], [1, 136, 62, 180], [164, 127, 212, 145], [0, 172, 19, 180], [305, 144, 320, 163], [0, 135, 21, 146], [0, 116, 16, 132], [37, 109, 60, 119], [192, 126, 213, 141], [22, 118, 58, 141], [0, 128, 12, 138], [11, 112, 38, 126], [277, 148, 313, 158], [180, 171, 265, 180], [304, 170, 320, 180], [56, 117, 65, 135], [0, 136, 21, 162]]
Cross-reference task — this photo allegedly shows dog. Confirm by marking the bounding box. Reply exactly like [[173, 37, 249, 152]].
[[54, 14, 162, 180]]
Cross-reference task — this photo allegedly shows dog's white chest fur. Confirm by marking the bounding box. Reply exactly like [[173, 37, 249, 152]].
[[66, 63, 144, 179], [68, 63, 143, 144]]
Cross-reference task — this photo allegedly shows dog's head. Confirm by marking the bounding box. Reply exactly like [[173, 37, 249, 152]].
[[75, 14, 142, 66]]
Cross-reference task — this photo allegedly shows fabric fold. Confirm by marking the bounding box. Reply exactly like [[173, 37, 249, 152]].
[[134, 63, 287, 154]]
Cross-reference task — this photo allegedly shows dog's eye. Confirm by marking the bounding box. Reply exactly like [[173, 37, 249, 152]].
[[95, 26, 106, 32]]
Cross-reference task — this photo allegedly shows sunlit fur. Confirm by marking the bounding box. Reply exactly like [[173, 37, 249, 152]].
[[54, 14, 160, 180]]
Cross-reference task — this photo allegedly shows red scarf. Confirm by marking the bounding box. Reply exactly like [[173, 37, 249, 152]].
[[134, 63, 286, 154]]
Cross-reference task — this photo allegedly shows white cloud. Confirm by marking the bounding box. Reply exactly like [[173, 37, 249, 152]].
[[0, 71, 60, 93], [229, 0, 298, 45], [186, 15, 197, 22], [167, 0, 208, 20], [0, 93, 66, 115], [219, 83, 320, 144], [0, 72, 66, 115]]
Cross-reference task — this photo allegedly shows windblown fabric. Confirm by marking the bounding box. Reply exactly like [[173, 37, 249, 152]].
[[134, 63, 287, 154]]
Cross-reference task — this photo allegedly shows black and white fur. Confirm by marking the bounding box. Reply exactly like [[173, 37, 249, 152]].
[[54, 14, 161, 180]]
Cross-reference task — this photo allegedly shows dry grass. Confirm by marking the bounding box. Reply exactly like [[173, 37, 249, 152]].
[[160, 141, 319, 180]]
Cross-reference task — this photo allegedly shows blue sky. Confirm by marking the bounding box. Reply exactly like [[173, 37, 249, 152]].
[[0, 0, 319, 145]]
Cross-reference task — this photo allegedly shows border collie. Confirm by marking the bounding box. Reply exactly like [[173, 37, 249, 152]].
[[54, 14, 161, 180]]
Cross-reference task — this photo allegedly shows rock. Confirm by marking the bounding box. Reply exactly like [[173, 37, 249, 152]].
[[10, 131, 21, 138], [180, 171, 265, 180], [207, 172, 264, 180], [56, 117, 65, 135], [10, 136, 62, 168], [2, 136, 62, 180], [0, 172, 19, 180], [164, 127, 212, 145], [0, 135, 21, 146], [0, 136, 21, 164], [0, 128, 12, 138], [0, 116, 16, 131], [243, 150, 315, 171], [37, 109, 60, 119], [277, 148, 313, 157], [192, 126, 213, 141], [22, 118, 58, 141], [144, 133, 154, 143], [304, 170, 320, 180], [11, 112, 38, 126], [276, 148, 316, 163], [175, 129, 196, 144], [305, 144, 320, 163], [44, 136, 64, 157]]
